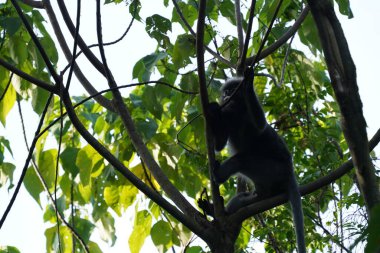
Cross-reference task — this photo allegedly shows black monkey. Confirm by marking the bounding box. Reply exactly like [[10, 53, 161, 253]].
[[205, 68, 306, 253]]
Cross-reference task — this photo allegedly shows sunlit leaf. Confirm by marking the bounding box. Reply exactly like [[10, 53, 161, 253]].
[[128, 210, 152, 253], [23, 166, 44, 206], [37, 149, 58, 190], [151, 220, 172, 246]]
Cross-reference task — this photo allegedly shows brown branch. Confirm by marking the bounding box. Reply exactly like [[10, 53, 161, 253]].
[[42, 0, 115, 111], [196, 0, 224, 219], [234, 0, 244, 57], [229, 128, 380, 223], [307, 0, 380, 211], [59, 84, 208, 239], [171, 0, 233, 67], [57, 0, 107, 77], [237, 0, 256, 75], [246, 5, 310, 65], [10, 0, 61, 86], [21, 0, 43, 8], [94, 0, 201, 221]]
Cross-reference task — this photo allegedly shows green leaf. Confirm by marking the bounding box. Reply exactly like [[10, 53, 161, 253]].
[[60, 147, 80, 176], [172, 2, 197, 30], [78, 183, 91, 203], [8, 36, 28, 65], [141, 86, 163, 119], [0, 17, 22, 36], [151, 220, 172, 246], [132, 52, 167, 82], [0, 77, 16, 126], [146, 14, 172, 48], [45, 226, 73, 253], [88, 241, 103, 253], [71, 217, 95, 243], [365, 204, 380, 253], [219, 0, 236, 25], [335, 0, 353, 18], [104, 184, 138, 216], [135, 117, 158, 141], [94, 116, 107, 135], [23, 166, 44, 206], [76, 145, 103, 186], [0, 162, 15, 190], [0, 246, 21, 253], [97, 213, 116, 245], [172, 34, 196, 68], [0, 136, 13, 158], [37, 149, 58, 190], [185, 246, 203, 253], [128, 210, 152, 253], [31, 86, 50, 115], [129, 0, 142, 22]]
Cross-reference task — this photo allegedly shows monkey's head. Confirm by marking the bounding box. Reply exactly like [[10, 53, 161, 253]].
[[220, 77, 245, 112]]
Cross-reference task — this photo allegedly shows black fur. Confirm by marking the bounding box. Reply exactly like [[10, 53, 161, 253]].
[[205, 68, 306, 253]]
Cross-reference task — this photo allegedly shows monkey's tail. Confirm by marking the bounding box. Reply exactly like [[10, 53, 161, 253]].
[[288, 177, 306, 253]]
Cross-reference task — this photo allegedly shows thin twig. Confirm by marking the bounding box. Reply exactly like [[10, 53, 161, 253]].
[[0, 73, 13, 102], [65, 0, 81, 90], [0, 94, 53, 229], [246, 5, 310, 65], [250, 0, 284, 68], [21, 0, 43, 8], [171, 0, 232, 67], [37, 80, 197, 140], [196, 0, 224, 219], [43, 0, 114, 111], [237, 0, 256, 75], [234, 0, 244, 56], [11, 0, 61, 85], [61, 1, 137, 76], [0, 58, 57, 93], [278, 34, 295, 87]]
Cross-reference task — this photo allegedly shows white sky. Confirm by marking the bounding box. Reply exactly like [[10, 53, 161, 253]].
[[0, 1, 379, 252]]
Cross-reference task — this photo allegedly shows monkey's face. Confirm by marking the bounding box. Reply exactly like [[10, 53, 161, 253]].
[[220, 79, 245, 113]]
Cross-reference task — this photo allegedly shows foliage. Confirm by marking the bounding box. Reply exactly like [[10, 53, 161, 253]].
[[0, 0, 376, 253]]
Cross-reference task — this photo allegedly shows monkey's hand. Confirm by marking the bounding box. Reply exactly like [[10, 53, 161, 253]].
[[197, 198, 215, 217]]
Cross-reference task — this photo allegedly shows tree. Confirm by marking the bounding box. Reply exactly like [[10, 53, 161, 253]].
[[0, 0, 379, 252]]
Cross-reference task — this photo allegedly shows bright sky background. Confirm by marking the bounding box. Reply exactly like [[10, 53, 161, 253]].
[[0, 1, 379, 252]]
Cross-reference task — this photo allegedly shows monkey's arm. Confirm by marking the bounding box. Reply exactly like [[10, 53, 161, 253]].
[[243, 68, 267, 133], [208, 102, 229, 151]]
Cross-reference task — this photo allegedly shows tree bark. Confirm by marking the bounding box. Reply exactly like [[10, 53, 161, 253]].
[[306, 0, 380, 213]]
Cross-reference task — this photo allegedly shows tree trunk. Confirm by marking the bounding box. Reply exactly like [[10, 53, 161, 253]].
[[306, 0, 380, 213]]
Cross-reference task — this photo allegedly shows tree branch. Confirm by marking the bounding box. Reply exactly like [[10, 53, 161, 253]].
[[229, 127, 380, 223], [0, 94, 53, 229], [234, 0, 244, 57], [0, 59, 57, 95], [42, 0, 115, 111], [21, 0, 43, 8], [246, 5, 310, 66], [59, 84, 208, 239], [237, 0, 256, 75], [10, 0, 61, 86], [196, 0, 224, 219], [57, 0, 107, 77], [94, 0, 201, 220], [171, 0, 233, 67], [307, 0, 380, 211]]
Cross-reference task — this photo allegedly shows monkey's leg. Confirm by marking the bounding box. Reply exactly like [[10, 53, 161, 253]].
[[213, 153, 246, 184], [225, 192, 259, 214]]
